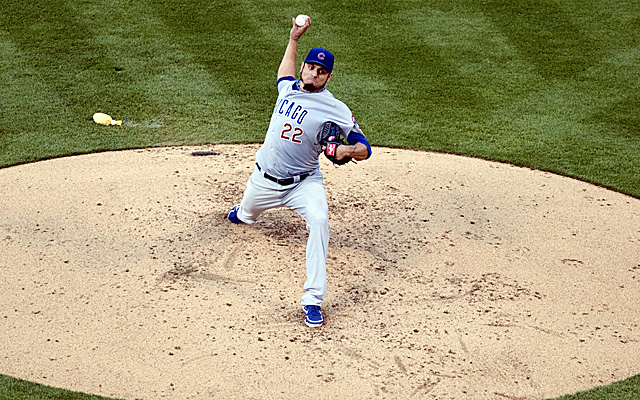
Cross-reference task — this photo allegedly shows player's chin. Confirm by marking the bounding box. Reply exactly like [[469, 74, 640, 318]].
[[302, 81, 324, 92]]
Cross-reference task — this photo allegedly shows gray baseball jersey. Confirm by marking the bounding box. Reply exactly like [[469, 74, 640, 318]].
[[255, 77, 363, 178]]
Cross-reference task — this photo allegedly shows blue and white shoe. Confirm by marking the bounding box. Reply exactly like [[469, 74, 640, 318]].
[[303, 305, 324, 327], [228, 204, 242, 224]]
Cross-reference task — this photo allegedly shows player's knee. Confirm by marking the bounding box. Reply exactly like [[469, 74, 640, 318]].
[[305, 210, 329, 230]]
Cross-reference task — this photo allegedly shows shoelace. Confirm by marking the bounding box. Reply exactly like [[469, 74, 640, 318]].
[[305, 306, 321, 320]]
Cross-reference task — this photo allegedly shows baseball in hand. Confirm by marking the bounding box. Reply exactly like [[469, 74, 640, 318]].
[[295, 14, 309, 27]]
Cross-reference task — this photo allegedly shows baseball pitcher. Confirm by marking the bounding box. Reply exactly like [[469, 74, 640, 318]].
[[228, 16, 372, 327]]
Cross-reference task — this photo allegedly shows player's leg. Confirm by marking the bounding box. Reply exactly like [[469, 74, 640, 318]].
[[284, 173, 329, 310], [230, 168, 283, 224]]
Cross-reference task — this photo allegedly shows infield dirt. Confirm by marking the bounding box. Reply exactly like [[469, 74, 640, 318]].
[[1, 145, 639, 399]]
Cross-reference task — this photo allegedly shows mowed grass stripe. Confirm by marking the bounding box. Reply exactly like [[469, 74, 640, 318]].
[[392, 3, 533, 150], [338, 0, 640, 194], [0, 1, 98, 161], [0, 1, 119, 119], [75, 0, 244, 140], [478, 0, 604, 79], [66, 0, 260, 139], [477, 1, 639, 190], [0, 32, 80, 165], [476, 0, 638, 136], [0, 0, 172, 160]]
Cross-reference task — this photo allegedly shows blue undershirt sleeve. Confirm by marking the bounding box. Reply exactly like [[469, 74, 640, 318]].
[[346, 132, 372, 159], [276, 76, 296, 86]]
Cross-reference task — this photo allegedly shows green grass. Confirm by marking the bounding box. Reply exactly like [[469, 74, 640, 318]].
[[0, 0, 638, 398], [550, 375, 640, 400], [0, 374, 122, 400], [0, 373, 638, 400]]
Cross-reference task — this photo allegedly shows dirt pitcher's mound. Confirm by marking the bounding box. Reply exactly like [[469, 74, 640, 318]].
[[1, 145, 639, 400]]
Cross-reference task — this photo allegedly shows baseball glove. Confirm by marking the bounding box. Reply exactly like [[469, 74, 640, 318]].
[[318, 121, 352, 165]]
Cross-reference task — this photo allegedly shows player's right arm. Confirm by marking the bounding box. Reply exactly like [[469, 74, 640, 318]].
[[277, 17, 310, 80]]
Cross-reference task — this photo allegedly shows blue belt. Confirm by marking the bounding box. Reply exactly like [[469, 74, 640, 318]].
[[256, 163, 310, 186]]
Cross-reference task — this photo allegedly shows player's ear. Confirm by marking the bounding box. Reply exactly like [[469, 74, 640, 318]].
[[326, 73, 333, 83], [300, 62, 305, 75]]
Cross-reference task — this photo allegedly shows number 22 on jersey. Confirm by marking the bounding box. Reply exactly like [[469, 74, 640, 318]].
[[281, 123, 303, 144]]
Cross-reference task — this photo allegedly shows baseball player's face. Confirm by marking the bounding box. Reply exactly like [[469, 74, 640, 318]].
[[300, 62, 332, 92]]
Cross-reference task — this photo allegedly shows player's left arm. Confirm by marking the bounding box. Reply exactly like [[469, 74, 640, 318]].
[[336, 131, 371, 161]]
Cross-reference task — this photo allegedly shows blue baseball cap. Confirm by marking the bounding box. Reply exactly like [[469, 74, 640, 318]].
[[304, 48, 334, 72]]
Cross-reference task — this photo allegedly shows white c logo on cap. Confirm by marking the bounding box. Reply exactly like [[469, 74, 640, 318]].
[[318, 52, 325, 60]]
